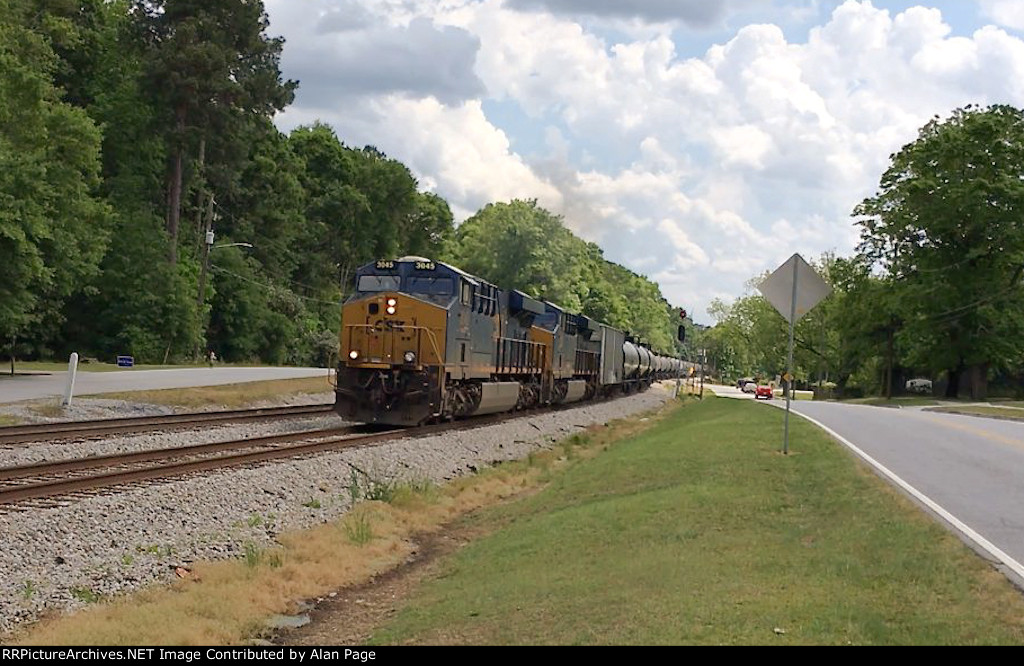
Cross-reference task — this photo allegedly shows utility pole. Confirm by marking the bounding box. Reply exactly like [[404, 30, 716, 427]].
[[195, 228, 254, 361], [195, 227, 214, 361], [195, 195, 218, 361]]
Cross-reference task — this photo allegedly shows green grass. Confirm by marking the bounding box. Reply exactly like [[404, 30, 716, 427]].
[[0, 415, 20, 426], [926, 406, 1024, 422], [90, 376, 331, 408], [843, 396, 941, 407], [368, 396, 1024, 646]]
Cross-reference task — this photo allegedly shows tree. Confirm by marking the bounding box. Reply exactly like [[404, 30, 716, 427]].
[[450, 200, 586, 311], [0, 0, 111, 350], [449, 200, 680, 352], [403, 192, 454, 260], [856, 105, 1024, 398], [133, 0, 296, 263]]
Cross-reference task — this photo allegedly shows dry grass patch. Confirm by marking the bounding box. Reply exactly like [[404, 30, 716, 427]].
[[28, 401, 66, 419], [9, 400, 678, 646], [91, 376, 333, 409]]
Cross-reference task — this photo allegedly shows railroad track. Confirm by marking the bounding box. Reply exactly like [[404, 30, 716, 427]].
[[0, 394, 622, 511], [0, 403, 336, 446], [0, 403, 568, 511], [0, 424, 403, 508]]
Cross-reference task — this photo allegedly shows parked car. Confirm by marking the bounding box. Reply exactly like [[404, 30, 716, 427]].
[[905, 378, 933, 394], [741, 382, 757, 394], [755, 385, 774, 400], [737, 378, 755, 389]]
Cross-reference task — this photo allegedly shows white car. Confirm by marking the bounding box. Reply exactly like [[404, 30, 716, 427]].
[[741, 382, 757, 394], [905, 378, 933, 394]]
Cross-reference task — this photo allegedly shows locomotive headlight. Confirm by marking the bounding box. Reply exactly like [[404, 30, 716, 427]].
[[386, 306, 397, 315], [348, 350, 359, 360], [403, 351, 416, 364], [387, 298, 397, 307]]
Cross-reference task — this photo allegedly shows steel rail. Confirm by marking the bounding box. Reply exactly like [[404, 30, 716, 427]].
[[0, 425, 367, 481], [0, 428, 406, 505]]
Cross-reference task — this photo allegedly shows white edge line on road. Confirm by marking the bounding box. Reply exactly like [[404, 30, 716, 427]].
[[778, 403, 1024, 583]]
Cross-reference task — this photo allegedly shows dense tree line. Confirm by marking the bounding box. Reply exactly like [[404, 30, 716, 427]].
[[698, 104, 1024, 399], [2, 2, 683, 367], [446, 200, 683, 354]]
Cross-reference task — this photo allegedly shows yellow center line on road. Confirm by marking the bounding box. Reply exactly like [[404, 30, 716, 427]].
[[901, 408, 1024, 450]]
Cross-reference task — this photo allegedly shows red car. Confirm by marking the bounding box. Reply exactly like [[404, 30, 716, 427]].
[[755, 385, 774, 400]]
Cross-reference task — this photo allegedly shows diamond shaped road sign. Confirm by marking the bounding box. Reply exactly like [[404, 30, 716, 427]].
[[758, 254, 832, 325]]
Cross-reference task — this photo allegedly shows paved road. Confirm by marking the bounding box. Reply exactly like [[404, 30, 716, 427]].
[[0, 367, 330, 404], [708, 384, 1024, 586]]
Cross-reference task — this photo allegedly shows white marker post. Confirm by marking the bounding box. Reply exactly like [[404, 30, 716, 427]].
[[62, 352, 79, 407], [758, 254, 832, 455]]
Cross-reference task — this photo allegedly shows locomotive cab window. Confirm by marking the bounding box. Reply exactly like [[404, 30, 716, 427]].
[[406, 276, 453, 296], [535, 311, 559, 332], [358, 275, 401, 292], [461, 281, 473, 306]]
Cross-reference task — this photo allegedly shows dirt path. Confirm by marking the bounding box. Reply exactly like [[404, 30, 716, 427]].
[[271, 524, 482, 645]]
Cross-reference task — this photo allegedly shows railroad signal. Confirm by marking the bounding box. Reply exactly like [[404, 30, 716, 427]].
[[679, 308, 687, 320]]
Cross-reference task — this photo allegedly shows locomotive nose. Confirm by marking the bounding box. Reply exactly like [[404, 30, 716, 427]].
[[336, 292, 448, 426]]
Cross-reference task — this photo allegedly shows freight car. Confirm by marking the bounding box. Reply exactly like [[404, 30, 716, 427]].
[[335, 257, 687, 426]]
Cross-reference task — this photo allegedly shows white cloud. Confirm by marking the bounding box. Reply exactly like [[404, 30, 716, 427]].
[[270, 1, 484, 105], [709, 125, 776, 169], [266, 0, 1024, 323], [979, 0, 1024, 31], [504, 0, 749, 27]]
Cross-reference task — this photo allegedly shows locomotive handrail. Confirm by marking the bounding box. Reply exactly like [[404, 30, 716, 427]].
[[496, 336, 546, 374], [344, 323, 444, 366]]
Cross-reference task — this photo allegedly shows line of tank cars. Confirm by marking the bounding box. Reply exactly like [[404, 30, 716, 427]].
[[334, 256, 691, 426]]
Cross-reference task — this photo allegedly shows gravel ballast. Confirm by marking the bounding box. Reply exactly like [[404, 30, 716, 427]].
[[0, 387, 673, 635]]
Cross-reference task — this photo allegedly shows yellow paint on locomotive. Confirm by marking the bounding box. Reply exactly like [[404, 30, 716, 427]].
[[341, 293, 448, 369], [528, 327, 554, 374]]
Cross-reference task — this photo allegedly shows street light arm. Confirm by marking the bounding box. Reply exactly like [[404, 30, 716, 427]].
[[212, 242, 254, 249]]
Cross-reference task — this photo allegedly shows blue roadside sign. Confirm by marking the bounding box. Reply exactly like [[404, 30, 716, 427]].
[[117, 356, 134, 368]]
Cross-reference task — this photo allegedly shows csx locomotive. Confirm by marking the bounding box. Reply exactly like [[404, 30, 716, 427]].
[[334, 257, 688, 426]]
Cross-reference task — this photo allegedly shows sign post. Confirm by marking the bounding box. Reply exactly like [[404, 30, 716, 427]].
[[62, 352, 79, 407], [758, 254, 832, 455]]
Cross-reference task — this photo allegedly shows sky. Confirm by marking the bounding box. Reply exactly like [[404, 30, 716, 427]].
[[264, 0, 1024, 324]]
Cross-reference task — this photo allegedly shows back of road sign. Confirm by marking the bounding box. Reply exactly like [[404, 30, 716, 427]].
[[758, 254, 832, 325]]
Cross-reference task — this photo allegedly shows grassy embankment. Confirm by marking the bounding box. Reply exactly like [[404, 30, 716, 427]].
[[10, 395, 1024, 645], [369, 396, 1024, 645], [6, 376, 332, 418], [91, 376, 334, 408]]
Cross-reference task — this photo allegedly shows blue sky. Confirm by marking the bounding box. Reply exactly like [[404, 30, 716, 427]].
[[266, 0, 1024, 323]]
